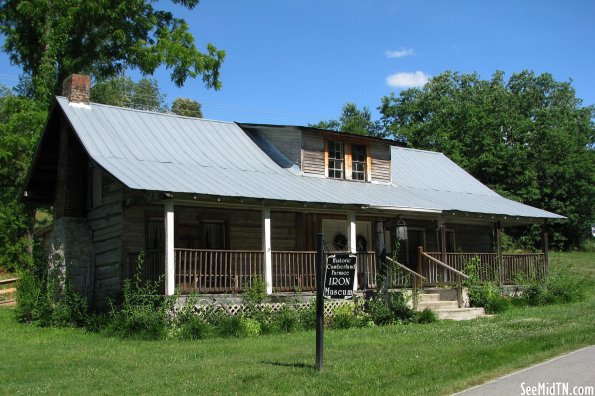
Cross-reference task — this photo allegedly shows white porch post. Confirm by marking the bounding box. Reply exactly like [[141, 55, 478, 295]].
[[348, 211, 357, 291], [164, 199, 175, 296], [262, 207, 273, 295]]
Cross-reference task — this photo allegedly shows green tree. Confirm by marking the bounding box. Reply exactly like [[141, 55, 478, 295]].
[[379, 70, 595, 248], [171, 97, 203, 118], [311, 102, 381, 137], [0, 0, 225, 104], [90, 76, 166, 111], [0, 87, 47, 272]]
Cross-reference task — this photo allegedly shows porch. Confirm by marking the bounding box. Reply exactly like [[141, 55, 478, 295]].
[[130, 248, 547, 294], [128, 200, 551, 295]]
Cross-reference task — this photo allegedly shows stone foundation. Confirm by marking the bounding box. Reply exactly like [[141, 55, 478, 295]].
[[48, 217, 94, 300]]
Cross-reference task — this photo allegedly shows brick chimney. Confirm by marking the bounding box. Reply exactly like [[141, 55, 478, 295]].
[[62, 74, 90, 104]]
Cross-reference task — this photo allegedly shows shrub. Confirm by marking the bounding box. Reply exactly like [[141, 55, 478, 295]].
[[178, 315, 213, 340], [85, 312, 110, 333], [521, 267, 587, 306], [273, 306, 302, 333], [365, 295, 394, 325], [16, 265, 89, 327], [414, 308, 438, 324], [365, 291, 414, 325], [216, 314, 244, 338], [331, 303, 357, 329], [243, 276, 267, 305], [48, 279, 89, 327], [466, 281, 510, 314], [171, 292, 214, 340], [106, 307, 166, 340], [104, 253, 168, 340], [464, 257, 510, 314], [579, 239, 595, 253], [14, 270, 43, 323], [240, 318, 261, 336], [296, 299, 317, 330]]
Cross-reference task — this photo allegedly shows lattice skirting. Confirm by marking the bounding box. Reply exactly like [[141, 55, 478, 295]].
[[177, 299, 355, 317]]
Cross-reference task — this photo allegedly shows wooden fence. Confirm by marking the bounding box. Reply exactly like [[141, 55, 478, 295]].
[[0, 278, 18, 305]]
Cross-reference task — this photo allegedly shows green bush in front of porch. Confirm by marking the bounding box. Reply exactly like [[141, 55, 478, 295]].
[[464, 257, 511, 314], [464, 255, 589, 313]]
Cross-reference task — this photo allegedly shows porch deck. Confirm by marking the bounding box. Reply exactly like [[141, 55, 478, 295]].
[[130, 249, 546, 294]]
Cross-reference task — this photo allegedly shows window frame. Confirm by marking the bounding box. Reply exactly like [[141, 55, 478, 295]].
[[351, 144, 367, 181], [325, 140, 369, 182], [327, 141, 345, 179]]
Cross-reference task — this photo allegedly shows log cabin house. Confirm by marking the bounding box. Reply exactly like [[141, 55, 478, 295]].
[[22, 75, 564, 307]]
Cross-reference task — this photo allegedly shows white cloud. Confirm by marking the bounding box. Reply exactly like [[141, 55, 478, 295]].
[[385, 71, 430, 88], [385, 48, 414, 58]]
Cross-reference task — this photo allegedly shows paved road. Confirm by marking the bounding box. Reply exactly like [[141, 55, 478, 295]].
[[455, 345, 595, 396]]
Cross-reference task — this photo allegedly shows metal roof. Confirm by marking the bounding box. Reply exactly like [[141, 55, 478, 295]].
[[390, 147, 564, 218], [56, 97, 563, 220]]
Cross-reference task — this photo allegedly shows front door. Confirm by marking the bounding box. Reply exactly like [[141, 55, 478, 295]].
[[406, 229, 425, 271]]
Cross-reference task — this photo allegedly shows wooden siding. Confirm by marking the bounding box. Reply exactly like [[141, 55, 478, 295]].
[[449, 224, 493, 253], [87, 172, 124, 305], [301, 131, 392, 181], [258, 128, 302, 166], [123, 205, 265, 257], [271, 211, 298, 251], [369, 141, 391, 183], [301, 131, 326, 176]]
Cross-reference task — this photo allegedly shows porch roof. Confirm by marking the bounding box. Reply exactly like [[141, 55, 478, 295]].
[[49, 97, 563, 221]]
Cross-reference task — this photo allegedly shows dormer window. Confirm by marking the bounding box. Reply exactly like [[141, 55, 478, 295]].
[[351, 144, 367, 181], [326, 140, 369, 181], [328, 141, 344, 179]]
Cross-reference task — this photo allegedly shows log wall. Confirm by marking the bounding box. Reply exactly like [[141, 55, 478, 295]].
[[87, 172, 124, 306]]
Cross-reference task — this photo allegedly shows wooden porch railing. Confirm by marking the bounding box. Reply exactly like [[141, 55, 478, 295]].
[[501, 253, 546, 284], [272, 251, 379, 292], [421, 249, 469, 286], [272, 251, 316, 292], [129, 248, 547, 294], [359, 252, 419, 289], [425, 251, 545, 285], [175, 249, 264, 293]]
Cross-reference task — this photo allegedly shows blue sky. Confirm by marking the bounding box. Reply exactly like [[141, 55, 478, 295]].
[[0, 0, 593, 125]]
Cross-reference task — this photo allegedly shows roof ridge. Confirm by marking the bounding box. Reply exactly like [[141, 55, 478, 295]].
[[55, 96, 236, 125], [392, 146, 444, 155]]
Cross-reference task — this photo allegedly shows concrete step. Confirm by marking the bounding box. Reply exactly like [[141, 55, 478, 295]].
[[434, 307, 486, 321], [417, 300, 459, 310], [418, 293, 441, 303], [422, 287, 458, 301]]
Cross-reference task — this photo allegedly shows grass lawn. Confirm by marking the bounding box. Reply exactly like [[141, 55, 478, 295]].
[[1, 253, 594, 395]]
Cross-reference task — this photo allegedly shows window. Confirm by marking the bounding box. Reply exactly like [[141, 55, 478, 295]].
[[351, 144, 366, 181], [328, 141, 344, 179], [326, 140, 369, 181], [446, 230, 456, 252], [201, 221, 226, 249]]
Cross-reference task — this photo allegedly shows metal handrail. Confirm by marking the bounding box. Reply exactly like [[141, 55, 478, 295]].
[[386, 257, 427, 280], [421, 251, 469, 279]]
